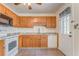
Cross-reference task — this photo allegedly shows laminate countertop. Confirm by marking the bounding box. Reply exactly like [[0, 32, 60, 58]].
[[0, 32, 57, 40], [19, 32, 57, 35], [0, 32, 19, 39]]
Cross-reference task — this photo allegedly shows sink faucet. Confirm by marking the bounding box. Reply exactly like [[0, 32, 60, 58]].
[[38, 28, 40, 33]]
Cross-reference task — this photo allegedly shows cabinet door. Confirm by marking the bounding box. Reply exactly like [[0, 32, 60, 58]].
[[51, 17, 56, 28], [19, 17, 23, 27], [19, 17, 33, 28], [0, 4, 5, 14], [47, 16, 56, 28], [46, 17, 52, 28], [41, 35, 48, 47], [19, 35, 33, 48], [40, 17, 47, 26], [23, 35, 33, 47], [33, 17, 40, 25], [24, 35, 41, 48], [0, 40, 4, 56], [27, 17, 33, 28], [19, 35, 23, 48], [32, 35, 41, 47], [31, 35, 36, 47], [33, 17, 47, 26], [35, 38, 41, 47], [19, 35, 48, 48], [5, 8, 11, 16], [19, 17, 26, 27], [15, 16, 19, 27]]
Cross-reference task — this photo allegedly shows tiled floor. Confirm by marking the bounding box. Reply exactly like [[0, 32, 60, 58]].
[[16, 48, 64, 56]]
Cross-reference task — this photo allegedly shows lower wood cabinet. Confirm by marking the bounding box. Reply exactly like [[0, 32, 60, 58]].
[[19, 35, 48, 48], [41, 35, 48, 47], [0, 40, 4, 56], [19, 35, 23, 48]]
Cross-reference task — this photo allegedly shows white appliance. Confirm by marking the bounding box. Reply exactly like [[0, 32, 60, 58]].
[[1, 33, 18, 56]]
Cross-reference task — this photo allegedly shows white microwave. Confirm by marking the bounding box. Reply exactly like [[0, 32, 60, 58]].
[[0, 13, 12, 26]]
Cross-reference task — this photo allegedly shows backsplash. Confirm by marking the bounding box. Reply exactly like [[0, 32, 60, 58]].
[[0, 26, 57, 33], [33, 26, 56, 33]]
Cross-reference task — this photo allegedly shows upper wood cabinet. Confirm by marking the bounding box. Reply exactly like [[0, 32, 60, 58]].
[[5, 8, 11, 16], [0, 4, 13, 17], [0, 4, 56, 28], [46, 17, 52, 28], [51, 17, 56, 28], [19, 17, 33, 28], [0, 4, 5, 14], [33, 17, 47, 26], [17, 16, 56, 28], [0, 4, 19, 26], [46, 16, 56, 28]]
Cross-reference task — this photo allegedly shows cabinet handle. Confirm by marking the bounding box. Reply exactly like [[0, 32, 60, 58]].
[[3, 46, 5, 49], [30, 39, 32, 40], [69, 35, 72, 37]]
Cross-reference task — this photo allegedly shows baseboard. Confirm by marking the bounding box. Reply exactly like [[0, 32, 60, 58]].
[[57, 49, 66, 56]]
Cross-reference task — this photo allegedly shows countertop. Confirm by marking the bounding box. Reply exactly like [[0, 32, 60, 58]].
[[20, 32, 57, 35], [0, 32, 57, 40], [0, 32, 19, 39]]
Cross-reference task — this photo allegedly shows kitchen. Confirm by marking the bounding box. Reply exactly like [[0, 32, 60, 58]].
[[0, 3, 79, 56]]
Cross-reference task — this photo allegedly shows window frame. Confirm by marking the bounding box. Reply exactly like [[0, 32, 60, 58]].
[[60, 7, 71, 35]]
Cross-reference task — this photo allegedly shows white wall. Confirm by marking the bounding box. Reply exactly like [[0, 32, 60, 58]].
[[71, 4, 79, 56]]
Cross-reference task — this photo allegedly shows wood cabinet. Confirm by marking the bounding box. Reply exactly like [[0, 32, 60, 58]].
[[19, 35, 48, 48], [33, 17, 47, 26], [47, 16, 56, 28], [47, 17, 52, 28], [0, 40, 4, 56], [41, 35, 48, 47], [19, 17, 33, 28], [17, 16, 56, 28], [19, 35, 23, 48], [51, 17, 56, 28], [5, 7, 11, 16], [0, 4, 19, 26], [23, 35, 33, 47], [0, 4, 5, 14]]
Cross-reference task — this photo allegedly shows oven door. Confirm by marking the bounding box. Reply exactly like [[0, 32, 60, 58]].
[[5, 36, 18, 56], [8, 40, 17, 52]]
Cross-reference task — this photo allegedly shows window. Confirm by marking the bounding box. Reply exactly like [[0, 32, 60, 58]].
[[60, 7, 71, 34]]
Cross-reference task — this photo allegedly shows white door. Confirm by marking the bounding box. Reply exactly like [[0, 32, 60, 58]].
[[59, 11, 74, 56]]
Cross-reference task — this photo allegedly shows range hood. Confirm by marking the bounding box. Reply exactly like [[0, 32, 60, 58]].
[[0, 13, 12, 26]]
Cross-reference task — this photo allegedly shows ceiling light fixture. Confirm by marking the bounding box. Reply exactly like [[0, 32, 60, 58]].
[[14, 3, 42, 10], [23, 3, 26, 5], [28, 3, 31, 6], [27, 3, 32, 10]]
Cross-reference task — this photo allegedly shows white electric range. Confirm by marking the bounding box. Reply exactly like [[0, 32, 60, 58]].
[[0, 33, 19, 56]]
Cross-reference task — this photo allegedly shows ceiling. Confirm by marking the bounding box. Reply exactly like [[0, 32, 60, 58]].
[[4, 3, 64, 15]]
